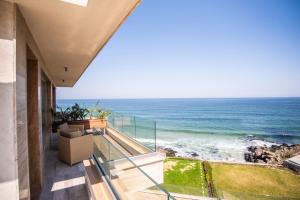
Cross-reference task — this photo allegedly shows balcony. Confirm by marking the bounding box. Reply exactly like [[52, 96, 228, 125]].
[[43, 113, 176, 200]]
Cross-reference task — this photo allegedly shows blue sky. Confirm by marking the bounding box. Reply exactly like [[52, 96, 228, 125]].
[[57, 0, 300, 99]]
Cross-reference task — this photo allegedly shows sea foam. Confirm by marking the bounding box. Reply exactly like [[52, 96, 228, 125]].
[[154, 133, 279, 162]]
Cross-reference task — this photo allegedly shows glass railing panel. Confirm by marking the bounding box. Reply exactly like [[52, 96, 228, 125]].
[[108, 113, 157, 152], [120, 115, 136, 138], [135, 117, 156, 151], [93, 134, 175, 200]]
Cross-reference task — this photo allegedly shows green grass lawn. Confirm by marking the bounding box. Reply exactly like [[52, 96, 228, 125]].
[[162, 158, 300, 199], [210, 162, 300, 200], [162, 158, 208, 196]]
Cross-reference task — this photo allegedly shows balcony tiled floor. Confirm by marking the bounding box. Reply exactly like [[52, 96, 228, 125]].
[[40, 150, 89, 200]]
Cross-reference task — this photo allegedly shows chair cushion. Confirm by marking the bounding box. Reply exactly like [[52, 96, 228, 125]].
[[59, 123, 69, 130], [60, 130, 83, 138]]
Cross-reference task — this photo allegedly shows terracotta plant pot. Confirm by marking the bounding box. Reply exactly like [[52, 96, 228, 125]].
[[68, 119, 107, 129]]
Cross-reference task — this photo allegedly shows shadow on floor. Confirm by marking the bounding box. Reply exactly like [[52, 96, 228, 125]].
[[40, 150, 89, 200]]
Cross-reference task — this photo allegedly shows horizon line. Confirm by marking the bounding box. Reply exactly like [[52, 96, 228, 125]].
[[56, 96, 300, 100]]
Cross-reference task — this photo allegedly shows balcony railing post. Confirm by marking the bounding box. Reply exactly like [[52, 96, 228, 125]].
[[121, 115, 124, 132], [134, 116, 136, 139], [113, 114, 115, 128], [154, 120, 157, 152]]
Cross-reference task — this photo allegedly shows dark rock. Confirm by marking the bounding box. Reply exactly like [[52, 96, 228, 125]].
[[163, 148, 177, 157], [244, 153, 254, 162], [244, 153, 250, 161], [244, 144, 300, 165], [247, 146, 255, 152], [191, 152, 199, 157]]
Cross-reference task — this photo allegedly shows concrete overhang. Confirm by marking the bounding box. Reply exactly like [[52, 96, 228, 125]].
[[12, 0, 140, 87]]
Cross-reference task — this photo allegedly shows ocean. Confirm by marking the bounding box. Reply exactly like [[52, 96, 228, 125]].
[[57, 98, 300, 162]]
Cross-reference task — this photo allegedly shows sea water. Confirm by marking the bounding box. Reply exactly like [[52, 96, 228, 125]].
[[57, 98, 300, 162]]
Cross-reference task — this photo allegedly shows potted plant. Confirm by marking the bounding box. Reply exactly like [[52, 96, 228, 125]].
[[52, 106, 71, 132], [85, 101, 111, 128], [53, 101, 111, 131], [69, 103, 89, 121]]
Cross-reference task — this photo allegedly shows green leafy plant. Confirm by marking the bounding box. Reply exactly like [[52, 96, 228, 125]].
[[87, 100, 111, 119], [69, 103, 89, 121], [87, 100, 100, 119], [95, 110, 111, 119], [54, 102, 110, 122], [55, 106, 71, 122]]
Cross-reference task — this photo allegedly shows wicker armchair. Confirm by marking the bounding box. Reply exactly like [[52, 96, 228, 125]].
[[57, 123, 93, 165]]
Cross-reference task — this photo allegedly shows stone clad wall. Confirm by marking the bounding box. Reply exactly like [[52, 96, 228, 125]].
[[16, 5, 53, 199], [16, 6, 31, 200], [0, 2, 19, 200], [0, 2, 55, 199]]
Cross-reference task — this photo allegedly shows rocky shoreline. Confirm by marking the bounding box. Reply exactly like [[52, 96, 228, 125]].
[[158, 143, 300, 165], [244, 144, 300, 165], [158, 147, 199, 158]]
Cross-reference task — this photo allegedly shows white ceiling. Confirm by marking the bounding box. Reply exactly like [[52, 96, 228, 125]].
[[15, 0, 140, 86]]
